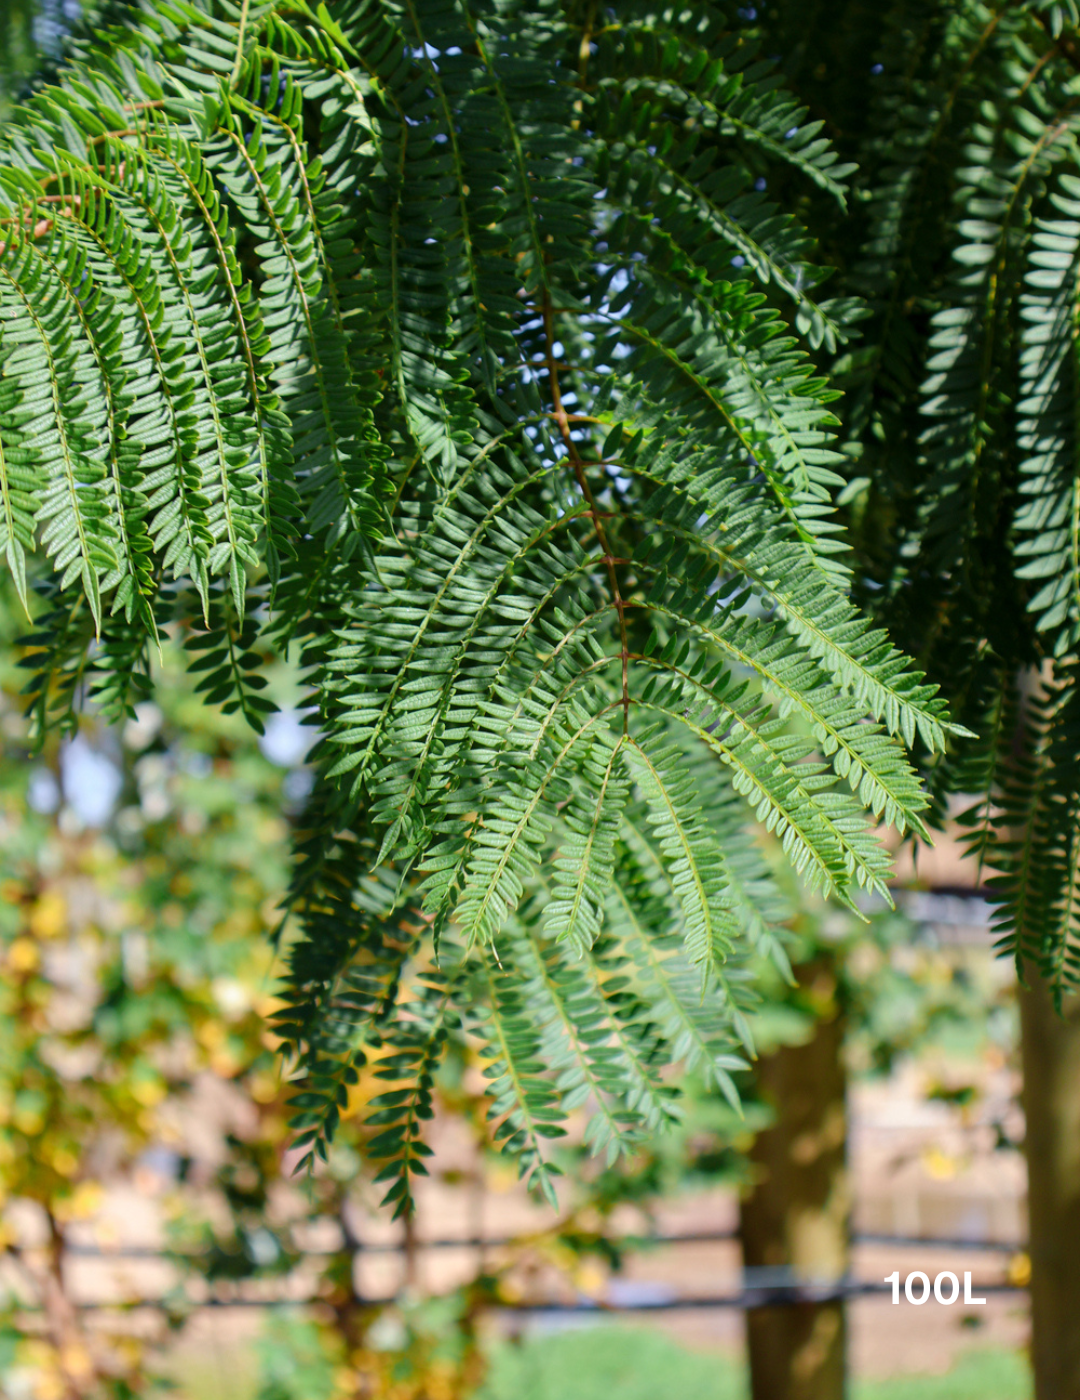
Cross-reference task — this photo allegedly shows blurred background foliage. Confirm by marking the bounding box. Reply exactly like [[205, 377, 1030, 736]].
[[0, 0, 82, 120], [0, 543, 1017, 1399]]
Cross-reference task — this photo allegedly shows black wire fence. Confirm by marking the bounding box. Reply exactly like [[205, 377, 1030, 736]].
[[5, 1227, 1027, 1315]]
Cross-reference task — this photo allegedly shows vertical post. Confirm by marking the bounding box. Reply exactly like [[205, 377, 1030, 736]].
[[740, 956, 849, 1400], [331, 1200, 367, 1356], [1020, 971, 1080, 1400]]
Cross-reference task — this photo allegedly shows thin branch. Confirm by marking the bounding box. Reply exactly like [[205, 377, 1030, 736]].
[[542, 290, 631, 728]]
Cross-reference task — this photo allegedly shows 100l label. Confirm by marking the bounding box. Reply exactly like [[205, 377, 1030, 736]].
[[883, 1271, 986, 1304]]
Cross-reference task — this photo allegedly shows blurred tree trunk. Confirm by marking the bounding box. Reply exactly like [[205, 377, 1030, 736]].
[[740, 956, 849, 1400], [1020, 972, 1080, 1400], [38, 1210, 97, 1400]]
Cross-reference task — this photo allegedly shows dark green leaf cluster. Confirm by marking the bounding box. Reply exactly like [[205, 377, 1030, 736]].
[[0, 0, 951, 1210], [767, 0, 1080, 998]]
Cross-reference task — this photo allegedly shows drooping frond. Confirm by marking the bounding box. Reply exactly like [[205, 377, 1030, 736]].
[[757, 0, 1080, 991], [0, 0, 959, 1208]]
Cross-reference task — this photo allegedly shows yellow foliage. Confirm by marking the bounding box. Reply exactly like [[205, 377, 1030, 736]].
[[49, 1146, 78, 1177], [261, 1113, 288, 1144], [197, 1020, 227, 1049], [573, 1260, 606, 1297], [29, 893, 66, 940], [250, 1072, 280, 1104], [8, 938, 39, 973], [12, 1104, 44, 1135], [210, 1049, 241, 1077], [58, 1344, 93, 1382], [920, 1145, 958, 1181], [130, 1076, 167, 1107], [32, 1368, 67, 1400], [1007, 1251, 1031, 1287], [54, 1181, 105, 1222]]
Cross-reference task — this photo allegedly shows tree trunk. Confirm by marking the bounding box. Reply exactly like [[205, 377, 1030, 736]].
[[740, 957, 849, 1400], [1020, 971, 1080, 1399], [40, 1210, 97, 1400]]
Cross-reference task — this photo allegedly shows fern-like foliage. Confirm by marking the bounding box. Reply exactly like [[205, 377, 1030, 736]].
[[0, 0, 954, 1212], [755, 0, 1080, 1001]]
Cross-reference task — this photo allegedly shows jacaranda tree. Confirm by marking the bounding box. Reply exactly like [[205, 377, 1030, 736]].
[[0, 0, 962, 1226]]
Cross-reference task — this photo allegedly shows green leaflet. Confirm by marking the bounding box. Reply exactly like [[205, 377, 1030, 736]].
[[622, 728, 738, 976], [544, 731, 629, 956], [1014, 176, 1080, 655]]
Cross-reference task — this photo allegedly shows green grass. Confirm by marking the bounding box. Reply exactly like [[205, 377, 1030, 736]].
[[857, 1346, 1030, 1400], [161, 1314, 1032, 1400], [477, 1326, 744, 1400], [476, 1326, 1031, 1400]]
